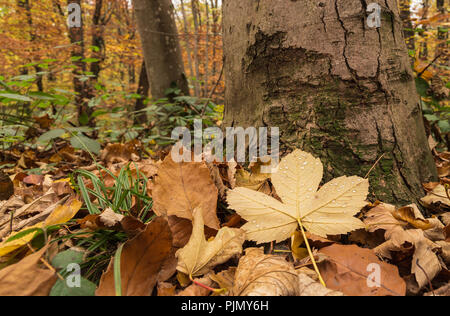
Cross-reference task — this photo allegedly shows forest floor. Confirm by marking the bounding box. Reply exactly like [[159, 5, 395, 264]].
[[0, 137, 449, 297]]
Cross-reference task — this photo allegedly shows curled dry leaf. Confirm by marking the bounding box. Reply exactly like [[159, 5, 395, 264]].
[[176, 209, 245, 277], [99, 208, 124, 228], [0, 245, 57, 296], [227, 150, 368, 243], [318, 244, 406, 296], [152, 154, 220, 231], [235, 160, 271, 191], [210, 267, 236, 293], [392, 206, 434, 231], [365, 203, 444, 240], [96, 217, 173, 296], [365, 203, 442, 289], [230, 248, 300, 296], [421, 184, 450, 208]]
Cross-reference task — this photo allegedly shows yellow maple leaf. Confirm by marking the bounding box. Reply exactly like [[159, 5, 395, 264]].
[[176, 208, 245, 278], [227, 150, 369, 244]]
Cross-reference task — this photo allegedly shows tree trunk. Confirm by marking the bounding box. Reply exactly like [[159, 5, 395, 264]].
[[223, 0, 437, 204], [399, 0, 415, 52], [19, 0, 44, 91], [180, 0, 198, 96], [204, 1, 210, 97], [436, 0, 448, 68], [90, 0, 106, 79], [134, 60, 150, 124], [191, 0, 202, 97], [67, 0, 94, 126], [133, 0, 189, 99]]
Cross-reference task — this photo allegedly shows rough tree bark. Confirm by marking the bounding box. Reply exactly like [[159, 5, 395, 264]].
[[223, 0, 438, 204], [133, 0, 189, 99]]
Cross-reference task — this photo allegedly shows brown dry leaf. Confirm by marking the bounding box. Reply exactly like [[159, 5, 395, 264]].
[[230, 248, 300, 296], [23, 174, 44, 186], [210, 267, 236, 292], [364, 203, 442, 238], [0, 245, 57, 296], [436, 241, 450, 265], [227, 160, 237, 189], [176, 209, 245, 277], [305, 232, 336, 249], [445, 224, 450, 242], [152, 154, 220, 230], [177, 275, 215, 296], [96, 217, 172, 296], [441, 213, 450, 226], [228, 150, 368, 243], [100, 141, 141, 165], [34, 114, 54, 129], [157, 282, 176, 296], [99, 208, 124, 228], [0, 170, 14, 201], [235, 163, 271, 192], [425, 282, 450, 296], [421, 184, 450, 207], [207, 162, 228, 199], [318, 244, 406, 296], [374, 229, 441, 289], [411, 232, 442, 289], [392, 206, 434, 231], [365, 203, 407, 236], [296, 269, 344, 296], [366, 204, 443, 288]]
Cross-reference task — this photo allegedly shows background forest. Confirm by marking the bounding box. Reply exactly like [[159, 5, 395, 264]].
[[0, 0, 449, 297]]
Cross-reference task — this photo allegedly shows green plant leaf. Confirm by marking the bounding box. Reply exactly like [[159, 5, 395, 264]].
[[70, 135, 101, 155], [52, 250, 85, 270], [50, 278, 96, 296], [37, 129, 66, 143], [0, 92, 33, 102]]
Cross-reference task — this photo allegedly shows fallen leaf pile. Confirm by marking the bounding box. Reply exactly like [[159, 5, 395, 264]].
[[0, 147, 449, 297]]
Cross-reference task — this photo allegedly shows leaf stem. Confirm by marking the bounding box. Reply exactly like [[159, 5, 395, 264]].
[[296, 218, 326, 287], [189, 274, 225, 294]]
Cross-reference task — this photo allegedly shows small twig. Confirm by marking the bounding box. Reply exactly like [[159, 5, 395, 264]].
[[26, 243, 64, 281], [9, 211, 14, 235], [416, 259, 435, 296], [201, 64, 224, 117], [417, 54, 442, 78], [269, 241, 274, 254], [444, 184, 450, 201], [365, 153, 386, 179], [189, 274, 224, 294]]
